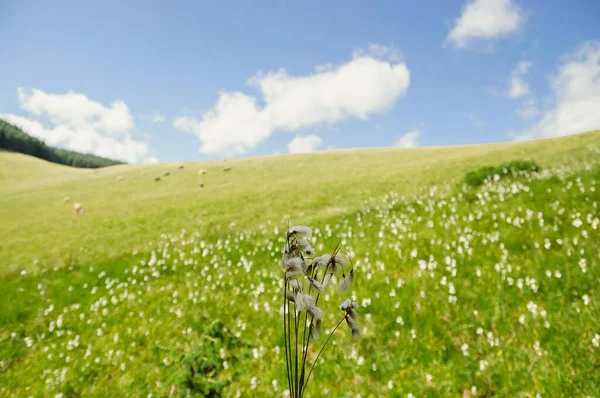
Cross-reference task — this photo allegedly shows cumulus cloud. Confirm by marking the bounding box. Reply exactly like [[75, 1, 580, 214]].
[[447, 0, 523, 49], [287, 135, 323, 153], [515, 42, 600, 139], [17, 88, 134, 134], [174, 92, 269, 156], [394, 130, 421, 148], [174, 45, 411, 156], [508, 61, 532, 98], [1, 88, 152, 163]]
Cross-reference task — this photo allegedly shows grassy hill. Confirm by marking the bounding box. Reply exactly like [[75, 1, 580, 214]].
[[1, 130, 599, 277], [0, 130, 599, 396]]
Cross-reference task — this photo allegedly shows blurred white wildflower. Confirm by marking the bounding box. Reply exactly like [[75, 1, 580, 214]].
[[461, 343, 469, 356], [479, 360, 488, 371], [582, 295, 590, 306]]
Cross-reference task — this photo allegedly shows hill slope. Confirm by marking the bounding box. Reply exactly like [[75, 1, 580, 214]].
[[1, 130, 599, 275], [0, 130, 599, 397]]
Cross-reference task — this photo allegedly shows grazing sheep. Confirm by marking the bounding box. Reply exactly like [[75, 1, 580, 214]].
[[178, 165, 185, 169], [73, 202, 84, 215], [63, 196, 70, 203], [154, 177, 161, 182], [223, 167, 232, 172], [116, 176, 123, 181], [198, 169, 207, 175], [164, 172, 170, 177], [199, 183, 204, 188]]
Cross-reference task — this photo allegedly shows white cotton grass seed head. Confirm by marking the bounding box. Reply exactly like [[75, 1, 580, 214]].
[[339, 298, 356, 312], [292, 239, 314, 255], [307, 302, 323, 321], [339, 269, 355, 293], [314, 254, 331, 267], [345, 315, 363, 339], [288, 279, 300, 290], [340, 298, 362, 338], [334, 252, 346, 265], [309, 274, 332, 293], [284, 257, 305, 279], [351, 325, 364, 339], [310, 319, 322, 340], [294, 291, 310, 312], [314, 251, 346, 273], [285, 290, 295, 303], [280, 224, 362, 395], [286, 225, 312, 239]]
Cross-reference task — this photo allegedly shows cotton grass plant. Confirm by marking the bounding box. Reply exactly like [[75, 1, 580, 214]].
[[281, 225, 363, 397]]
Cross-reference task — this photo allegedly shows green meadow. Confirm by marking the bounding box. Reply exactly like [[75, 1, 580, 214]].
[[1, 130, 599, 397]]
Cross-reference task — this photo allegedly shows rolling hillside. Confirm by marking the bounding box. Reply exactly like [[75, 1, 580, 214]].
[[1, 130, 599, 277], [0, 130, 599, 397]]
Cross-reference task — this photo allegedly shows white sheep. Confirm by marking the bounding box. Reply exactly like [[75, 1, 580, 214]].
[[73, 202, 84, 215], [63, 196, 70, 203], [223, 166, 232, 172], [117, 176, 123, 181]]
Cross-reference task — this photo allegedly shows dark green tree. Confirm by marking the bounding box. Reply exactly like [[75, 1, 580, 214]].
[[0, 118, 124, 168]]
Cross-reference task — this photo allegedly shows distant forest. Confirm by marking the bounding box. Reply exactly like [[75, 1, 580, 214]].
[[0, 118, 123, 168]]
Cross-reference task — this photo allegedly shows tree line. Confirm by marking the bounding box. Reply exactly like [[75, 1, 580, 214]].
[[0, 118, 123, 168]]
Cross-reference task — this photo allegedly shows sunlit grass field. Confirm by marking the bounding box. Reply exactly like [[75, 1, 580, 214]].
[[1, 130, 599, 397]]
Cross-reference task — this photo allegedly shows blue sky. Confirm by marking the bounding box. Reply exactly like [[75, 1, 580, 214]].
[[1, 0, 599, 163]]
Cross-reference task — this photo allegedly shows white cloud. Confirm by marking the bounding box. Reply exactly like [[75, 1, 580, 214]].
[[151, 113, 166, 123], [353, 42, 403, 63], [508, 61, 532, 98], [1, 88, 151, 163], [17, 88, 134, 135], [515, 42, 600, 139], [287, 135, 323, 153], [174, 92, 270, 156], [447, 0, 523, 49], [174, 45, 411, 156], [507, 62, 538, 119], [394, 130, 421, 148], [516, 98, 539, 119], [508, 79, 529, 98], [315, 63, 335, 73]]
